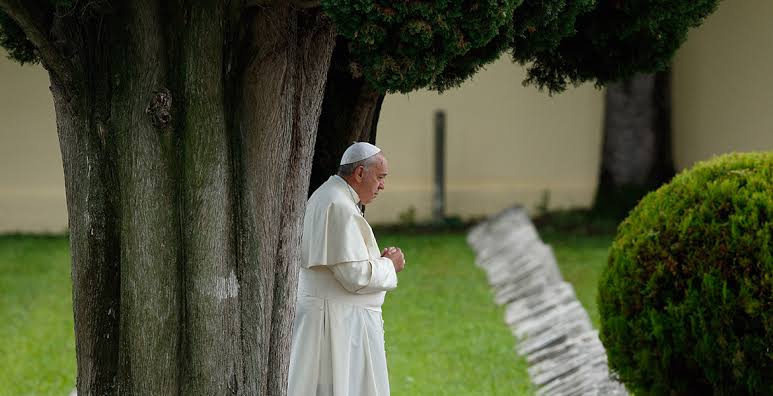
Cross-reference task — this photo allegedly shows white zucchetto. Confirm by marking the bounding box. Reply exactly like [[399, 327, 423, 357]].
[[339, 142, 381, 165]]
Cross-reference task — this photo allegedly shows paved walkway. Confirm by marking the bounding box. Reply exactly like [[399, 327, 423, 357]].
[[467, 207, 627, 396]]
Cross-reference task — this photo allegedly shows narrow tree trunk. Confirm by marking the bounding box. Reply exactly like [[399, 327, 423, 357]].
[[43, 3, 335, 395], [53, 60, 122, 396], [110, 2, 182, 392], [309, 37, 386, 193], [267, 11, 335, 393], [176, 2, 240, 393], [233, 7, 298, 394], [592, 70, 675, 219], [50, 4, 120, 393]]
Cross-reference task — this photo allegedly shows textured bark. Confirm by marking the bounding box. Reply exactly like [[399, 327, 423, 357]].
[[267, 11, 335, 396], [18, 2, 336, 395], [110, 2, 182, 393], [177, 2, 242, 394], [234, 6, 298, 394], [593, 71, 675, 218], [310, 37, 386, 193], [52, 73, 121, 396], [48, 3, 120, 394]]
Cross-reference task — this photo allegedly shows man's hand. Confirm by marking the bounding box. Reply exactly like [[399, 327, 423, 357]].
[[381, 247, 405, 273]]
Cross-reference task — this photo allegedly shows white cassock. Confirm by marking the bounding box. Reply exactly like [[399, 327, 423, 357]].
[[288, 175, 398, 396]]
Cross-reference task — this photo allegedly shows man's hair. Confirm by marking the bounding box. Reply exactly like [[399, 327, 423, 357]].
[[337, 154, 380, 177]]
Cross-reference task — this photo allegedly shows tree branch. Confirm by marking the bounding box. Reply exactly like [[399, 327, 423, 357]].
[[0, 0, 73, 84], [290, 0, 320, 8], [242, 0, 319, 10]]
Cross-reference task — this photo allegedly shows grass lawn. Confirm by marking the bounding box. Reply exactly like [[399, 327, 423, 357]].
[[378, 232, 534, 395], [0, 230, 613, 395], [0, 236, 75, 396]]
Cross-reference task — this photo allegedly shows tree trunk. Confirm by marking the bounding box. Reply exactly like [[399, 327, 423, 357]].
[[309, 36, 386, 193], [592, 70, 675, 219], [43, 3, 335, 395]]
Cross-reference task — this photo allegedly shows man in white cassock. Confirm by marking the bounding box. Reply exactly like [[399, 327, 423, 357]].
[[288, 142, 406, 396]]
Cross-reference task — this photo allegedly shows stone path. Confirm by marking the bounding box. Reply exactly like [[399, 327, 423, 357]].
[[467, 207, 627, 396]]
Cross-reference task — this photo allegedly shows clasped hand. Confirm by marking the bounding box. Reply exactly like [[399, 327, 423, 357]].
[[381, 246, 405, 272]]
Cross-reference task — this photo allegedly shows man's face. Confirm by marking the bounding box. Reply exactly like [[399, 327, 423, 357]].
[[354, 153, 388, 205]]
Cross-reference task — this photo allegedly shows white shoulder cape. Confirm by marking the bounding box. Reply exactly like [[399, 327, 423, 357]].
[[301, 176, 380, 268]]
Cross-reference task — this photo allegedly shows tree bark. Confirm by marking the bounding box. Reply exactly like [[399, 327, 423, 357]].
[[110, 2, 182, 393], [176, 2, 239, 393], [309, 36, 386, 193], [23, 2, 336, 394], [592, 70, 675, 219], [48, 2, 120, 393]]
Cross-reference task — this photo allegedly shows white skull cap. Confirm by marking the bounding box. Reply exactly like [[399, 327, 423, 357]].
[[340, 142, 382, 165]]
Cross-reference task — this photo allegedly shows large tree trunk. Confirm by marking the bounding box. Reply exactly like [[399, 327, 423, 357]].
[[592, 70, 675, 219], [36, 2, 335, 395], [309, 36, 385, 193]]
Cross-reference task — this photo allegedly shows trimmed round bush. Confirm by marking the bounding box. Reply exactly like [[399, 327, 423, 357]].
[[599, 152, 773, 395]]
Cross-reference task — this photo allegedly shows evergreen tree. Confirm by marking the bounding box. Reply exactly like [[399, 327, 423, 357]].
[[310, 0, 719, 193]]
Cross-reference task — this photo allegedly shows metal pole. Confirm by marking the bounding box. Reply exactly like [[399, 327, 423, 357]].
[[433, 110, 446, 222]]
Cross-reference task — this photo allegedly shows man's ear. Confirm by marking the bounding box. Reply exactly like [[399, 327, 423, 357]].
[[355, 165, 364, 180]]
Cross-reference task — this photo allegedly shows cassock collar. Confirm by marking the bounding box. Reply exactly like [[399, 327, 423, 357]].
[[333, 175, 361, 207]]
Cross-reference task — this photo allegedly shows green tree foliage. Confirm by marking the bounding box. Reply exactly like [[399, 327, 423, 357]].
[[0, 12, 38, 64], [3, 1, 720, 93], [510, 0, 595, 91], [0, 0, 73, 64], [520, 0, 720, 92], [321, 0, 719, 94], [598, 152, 773, 395], [322, 0, 520, 93]]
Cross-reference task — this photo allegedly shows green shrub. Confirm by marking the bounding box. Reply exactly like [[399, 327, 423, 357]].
[[598, 152, 773, 395]]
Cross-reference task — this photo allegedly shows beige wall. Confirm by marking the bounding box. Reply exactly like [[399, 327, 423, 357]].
[[0, 49, 604, 231], [367, 58, 605, 224], [672, 0, 773, 170], [0, 54, 66, 233]]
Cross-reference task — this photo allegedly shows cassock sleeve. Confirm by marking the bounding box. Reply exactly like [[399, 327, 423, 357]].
[[329, 257, 398, 294]]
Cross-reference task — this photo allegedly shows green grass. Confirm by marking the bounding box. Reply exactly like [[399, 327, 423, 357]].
[[541, 232, 614, 329], [378, 232, 535, 395], [0, 235, 76, 396], [0, 231, 613, 396]]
